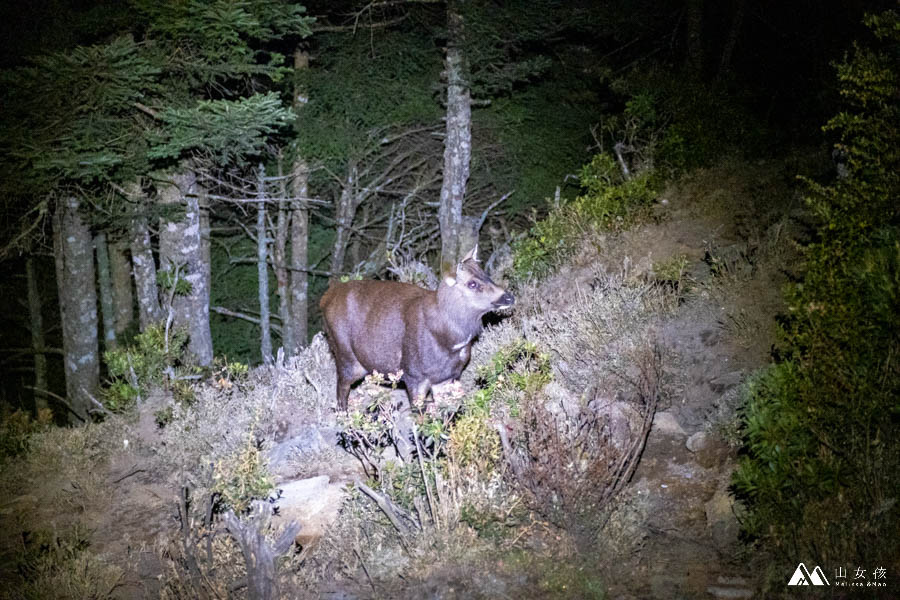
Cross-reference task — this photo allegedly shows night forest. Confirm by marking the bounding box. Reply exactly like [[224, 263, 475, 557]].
[[0, 0, 897, 598]]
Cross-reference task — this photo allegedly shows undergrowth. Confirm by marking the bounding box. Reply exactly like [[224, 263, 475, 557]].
[[513, 152, 660, 279], [733, 9, 900, 583], [4, 525, 124, 600], [102, 323, 191, 411]]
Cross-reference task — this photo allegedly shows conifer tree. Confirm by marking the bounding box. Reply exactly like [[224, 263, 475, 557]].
[[1, 0, 313, 405]]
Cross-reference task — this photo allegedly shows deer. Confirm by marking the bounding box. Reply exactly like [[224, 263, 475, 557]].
[[320, 246, 514, 411]]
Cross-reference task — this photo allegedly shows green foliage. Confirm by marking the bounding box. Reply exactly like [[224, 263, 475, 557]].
[[453, 340, 551, 475], [293, 29, 441, 165], [133, 0, 313, 87], [474, 339, 552, 410], [212, 414, 275, 513], [448, 410, 501, 474], [612, 68, 769, 171], [478, 78, 599, 212], [1, 36, 159, 187], [513, 153, 660, 279], [378, 459, 432, 512], [156, 269, 193, 296], [734, 9, 900, 568], [148, 93, 293, 165], [338, 342, 551, 527], [102, 324, 190, 411], [652, 254, 691, 300], [575, 154, 658, 226], [459, 0, 556, 97], [213, 357, 250, 384], [1, 0, 313, 235]]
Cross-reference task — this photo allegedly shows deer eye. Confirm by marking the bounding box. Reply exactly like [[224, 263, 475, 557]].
[[467, 280, 479, 290]]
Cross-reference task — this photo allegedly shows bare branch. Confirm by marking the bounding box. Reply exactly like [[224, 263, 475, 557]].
[[210, 306, 283, 333]]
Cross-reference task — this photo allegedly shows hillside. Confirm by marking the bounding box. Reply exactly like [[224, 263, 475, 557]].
[[0, 154, 815, 599]]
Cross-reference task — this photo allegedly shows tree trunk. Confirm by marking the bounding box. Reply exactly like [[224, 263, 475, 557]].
[[131, 214, 163, 330], [349, 202, 368, 269], [286, 47, 310, 354], [128, 182, 163, 331], [458, 215, 479, 258], [25, 257, 48, 414], [717, 0, 745, 79], [439, 0, 472, 277], [330, 163, 357, 276], [274, 156, 293, 355], [109, 240, 134, 336], [199, 185, 211, 296], [290, 159, 309, 352], [158, 170, 214, 366], [95, 232, 117, 350], [684, 0, 705, 77], [256, 164, 273, 365], [53, 197, 99, 422]]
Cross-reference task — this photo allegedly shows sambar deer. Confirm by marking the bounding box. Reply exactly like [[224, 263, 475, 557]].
[[320, 246, 514, 410]]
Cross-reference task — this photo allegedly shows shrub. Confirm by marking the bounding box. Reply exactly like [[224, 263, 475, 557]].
[[513, 152, 660, 279], [733, 9, 900, 572], [612, 67, 769, 171], [211, 413, 275, 513], [0, 407, 52, 459], [101, 323, 190, 411], [337, 342, 549, 544], [10, 525, 123, 600]]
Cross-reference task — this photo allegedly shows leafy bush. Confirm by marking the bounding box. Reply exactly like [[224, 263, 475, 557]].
[[513, 153, 660, 279], [212, 413, 275, 513], [336, 342, 550, 545], [734, 9, 900, 571], [473, 339, 551, 411], [448, 340, 551, 477], [612, 67, 769, 171], [101, 323, 190, 411]]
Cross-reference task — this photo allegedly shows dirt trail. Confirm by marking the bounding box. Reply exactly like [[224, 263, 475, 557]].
[[590, 158, 804, 599]]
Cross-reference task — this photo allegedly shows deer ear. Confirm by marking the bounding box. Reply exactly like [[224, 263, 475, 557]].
[[461, 245, 478, 263]]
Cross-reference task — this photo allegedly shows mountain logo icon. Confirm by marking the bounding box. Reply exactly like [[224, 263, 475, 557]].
[[788, 563, 830, 586]]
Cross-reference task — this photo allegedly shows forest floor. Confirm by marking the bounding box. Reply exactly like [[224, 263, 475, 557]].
[[0, 154, 817, 599]]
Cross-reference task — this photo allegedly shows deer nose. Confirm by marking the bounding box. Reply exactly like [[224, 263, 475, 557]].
[[494, 292, 515, 309]]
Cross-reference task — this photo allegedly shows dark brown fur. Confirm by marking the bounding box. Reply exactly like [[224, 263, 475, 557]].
[[320, 248, 514, 410]]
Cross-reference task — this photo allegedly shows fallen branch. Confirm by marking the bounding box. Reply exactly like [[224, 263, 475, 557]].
[[356, 480, 412, 540], [25, 385, 86, 422]]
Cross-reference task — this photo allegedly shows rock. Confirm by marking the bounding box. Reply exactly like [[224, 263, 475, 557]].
[[699, 328, 722, 347], [685, 431, 731, 468], [268, 424, 340, 476], [275, 475, 346, 548], [705, 483, 740, 552], [652, 411, 687, 438], [707, 576, 753, 598], [709, 371, 742, 394], [596, 397, 643, 451]]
